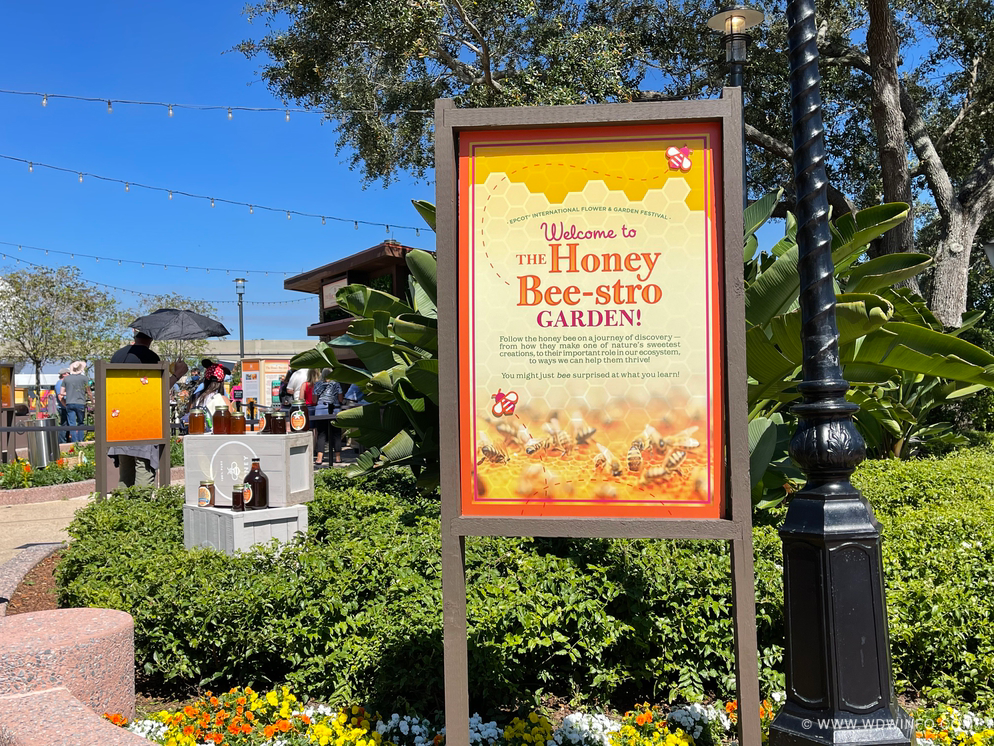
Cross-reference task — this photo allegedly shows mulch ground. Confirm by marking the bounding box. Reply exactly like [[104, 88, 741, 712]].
[[5, 550, 61, 615]]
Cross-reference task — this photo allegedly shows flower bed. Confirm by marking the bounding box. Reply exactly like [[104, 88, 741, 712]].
[[104, 689, 994, 746]]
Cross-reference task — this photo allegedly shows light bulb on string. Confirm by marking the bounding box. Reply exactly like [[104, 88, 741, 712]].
[[386, 225, 390, 233], [321, 216, 326, 225], [227, 107, 233, 120], [28, 162, 32, 173], [78, 173, 83, 184], [286, 211, 291, 220], [285, 110, 290, 122], [249, 205, 253, 214], [125, 182, 130, 192], [41, 94, 47, 107], [168, 191, 173, 200], [211, 198, 215, 208], [354, 221, 358, 230], [168, 104, 174, 117], [107, 100, 113, 113], [416, 228, 420, 237]]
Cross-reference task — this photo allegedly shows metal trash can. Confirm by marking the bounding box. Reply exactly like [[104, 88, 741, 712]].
[[25, 417, 60, 469]]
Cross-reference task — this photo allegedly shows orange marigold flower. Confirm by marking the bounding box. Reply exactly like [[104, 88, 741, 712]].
[[183, 726, 195, 737], [277, 719, 292, 732], [636, 714, 647, 727], [297, 714, 311, 725], [645, 713, 653, 724], [210, 734, 223, 744], [241, 724, 252, 734], [245, 710, 254, 721], [185, 706, 198, 718], [228, 724, 241, 735], [210, 697, 220, 707], [264, 724, 276, 739], [237, 697, 247, 706], [103, 713, 127, 726]]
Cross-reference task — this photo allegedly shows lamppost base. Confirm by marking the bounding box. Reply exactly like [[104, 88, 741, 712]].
[[770, 703, 913, 746]]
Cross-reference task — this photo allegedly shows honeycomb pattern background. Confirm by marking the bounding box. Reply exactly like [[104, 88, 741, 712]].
[[467, 134, 719, 510], [105, 369, 164, 442]]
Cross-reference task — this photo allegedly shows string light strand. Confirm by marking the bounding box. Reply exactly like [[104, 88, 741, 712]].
[[0, 250, 312, 305], [5, 153, 424, 234], [0, 88, 431, 116]]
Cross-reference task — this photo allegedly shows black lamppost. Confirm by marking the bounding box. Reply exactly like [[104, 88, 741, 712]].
[[234, 277, 246, 361], [708, 5, 763, 206], [769, 1, 913, 745], [708, 5, 764, 88]]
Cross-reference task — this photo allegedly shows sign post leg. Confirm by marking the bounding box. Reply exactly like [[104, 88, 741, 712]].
[[731, 533, 762, 746], [442, 532, 470, 745]]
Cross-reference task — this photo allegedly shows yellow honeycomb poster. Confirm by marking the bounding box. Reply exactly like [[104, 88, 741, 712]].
[[104, 368, 165, 443], [458, 123, 726, 519], [0, 365, 11, 409]]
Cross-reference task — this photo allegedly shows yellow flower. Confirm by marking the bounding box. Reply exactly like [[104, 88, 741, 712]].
[[267, 690, 280, 707]]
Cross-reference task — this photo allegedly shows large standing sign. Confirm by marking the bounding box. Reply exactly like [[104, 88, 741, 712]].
[[436, 94, 761, 746], [94, 361, 171, 494], [459, 123, 725, 519]]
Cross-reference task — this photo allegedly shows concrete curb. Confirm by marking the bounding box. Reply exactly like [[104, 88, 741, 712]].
[[0, 542, 64, 617], [0, 466, 186, 507]]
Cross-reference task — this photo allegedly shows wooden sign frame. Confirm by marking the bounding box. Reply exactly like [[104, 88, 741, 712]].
[[94, 360, 171, 494], [0, 362, 14, 463], [435, 91, 760, 746]]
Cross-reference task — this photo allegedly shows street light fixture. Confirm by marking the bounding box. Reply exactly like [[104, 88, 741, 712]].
[[707, 5, 764, 88], [709, 4, 763, 206], [769, 1, 913, 746], [234, 278, 246, 361]]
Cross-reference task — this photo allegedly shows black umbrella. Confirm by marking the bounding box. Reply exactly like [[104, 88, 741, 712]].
[[129, 308, 230, 341]]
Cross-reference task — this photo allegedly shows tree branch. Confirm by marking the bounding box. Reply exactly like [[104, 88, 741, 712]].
[[449, 0, 502, 93], [935, 56, 981, 152], [900, 82, 957, 217]]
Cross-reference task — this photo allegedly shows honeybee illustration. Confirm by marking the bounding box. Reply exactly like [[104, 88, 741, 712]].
[[627, 442, 643, 472], [639, 464, 680, 487], [666, 145, 693, 172], [477, 431, 510, 465], [662, 426, 701, 450], [540, 418, 572, 455], [139, 376, 149, 385], [570, 412, 597, 445], [663, 449, 688, 473], [643, 424, 666, 453], [593, 443, 623, 477]]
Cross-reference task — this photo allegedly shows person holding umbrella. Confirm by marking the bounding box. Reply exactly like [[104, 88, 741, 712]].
[[107, 329, 190, 488]]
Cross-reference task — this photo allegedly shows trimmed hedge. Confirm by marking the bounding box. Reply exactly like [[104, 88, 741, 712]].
[[57, 447, 994, 713]]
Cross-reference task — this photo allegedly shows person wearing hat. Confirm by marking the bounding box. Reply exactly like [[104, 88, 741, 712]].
[[106, 331, 190, 488], [64, 361, 92, 443], [186, 360, 232, 431], [54, 368, 70, 443]]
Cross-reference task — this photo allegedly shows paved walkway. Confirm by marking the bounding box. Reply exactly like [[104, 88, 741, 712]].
[[0, 497, 91, 566]]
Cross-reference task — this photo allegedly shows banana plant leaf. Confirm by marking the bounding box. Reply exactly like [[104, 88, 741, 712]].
[[744, 189, 782, 261], [407, 249, 438, 306], [878, 287, 942, 329], [391, 314, 438, 352], [748, 417, 779, 490], [336, 284, 414, 319], [411, 200, 437, 232], [745, 204, 909, 328], [830, 203, 910, 273], [335, 405, 410, 448], [844, 253, 934, 294], [407, 359, 439, 405], [848, 322, 994, 386]]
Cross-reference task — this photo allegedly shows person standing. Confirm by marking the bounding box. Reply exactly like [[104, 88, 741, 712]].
[[107, 331, 188, 488], [313, 369, 344, 466], [54, 368, 69, 443], [64, 361, 92, 443]]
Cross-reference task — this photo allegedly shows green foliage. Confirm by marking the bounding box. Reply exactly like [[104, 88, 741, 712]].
[[56, 446, 994, 712], [744, 193, 994, 504], [290, 249, 439, 491], [0, 265, 130, 384], [0, 457, 94, 489]]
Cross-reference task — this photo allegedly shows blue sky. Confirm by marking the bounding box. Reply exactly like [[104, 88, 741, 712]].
[[0, 1, 433, 342]]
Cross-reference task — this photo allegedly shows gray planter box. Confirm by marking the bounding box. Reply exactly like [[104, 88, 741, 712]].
[[182, 433, 313, 508], [183, 504, 309, 555]]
